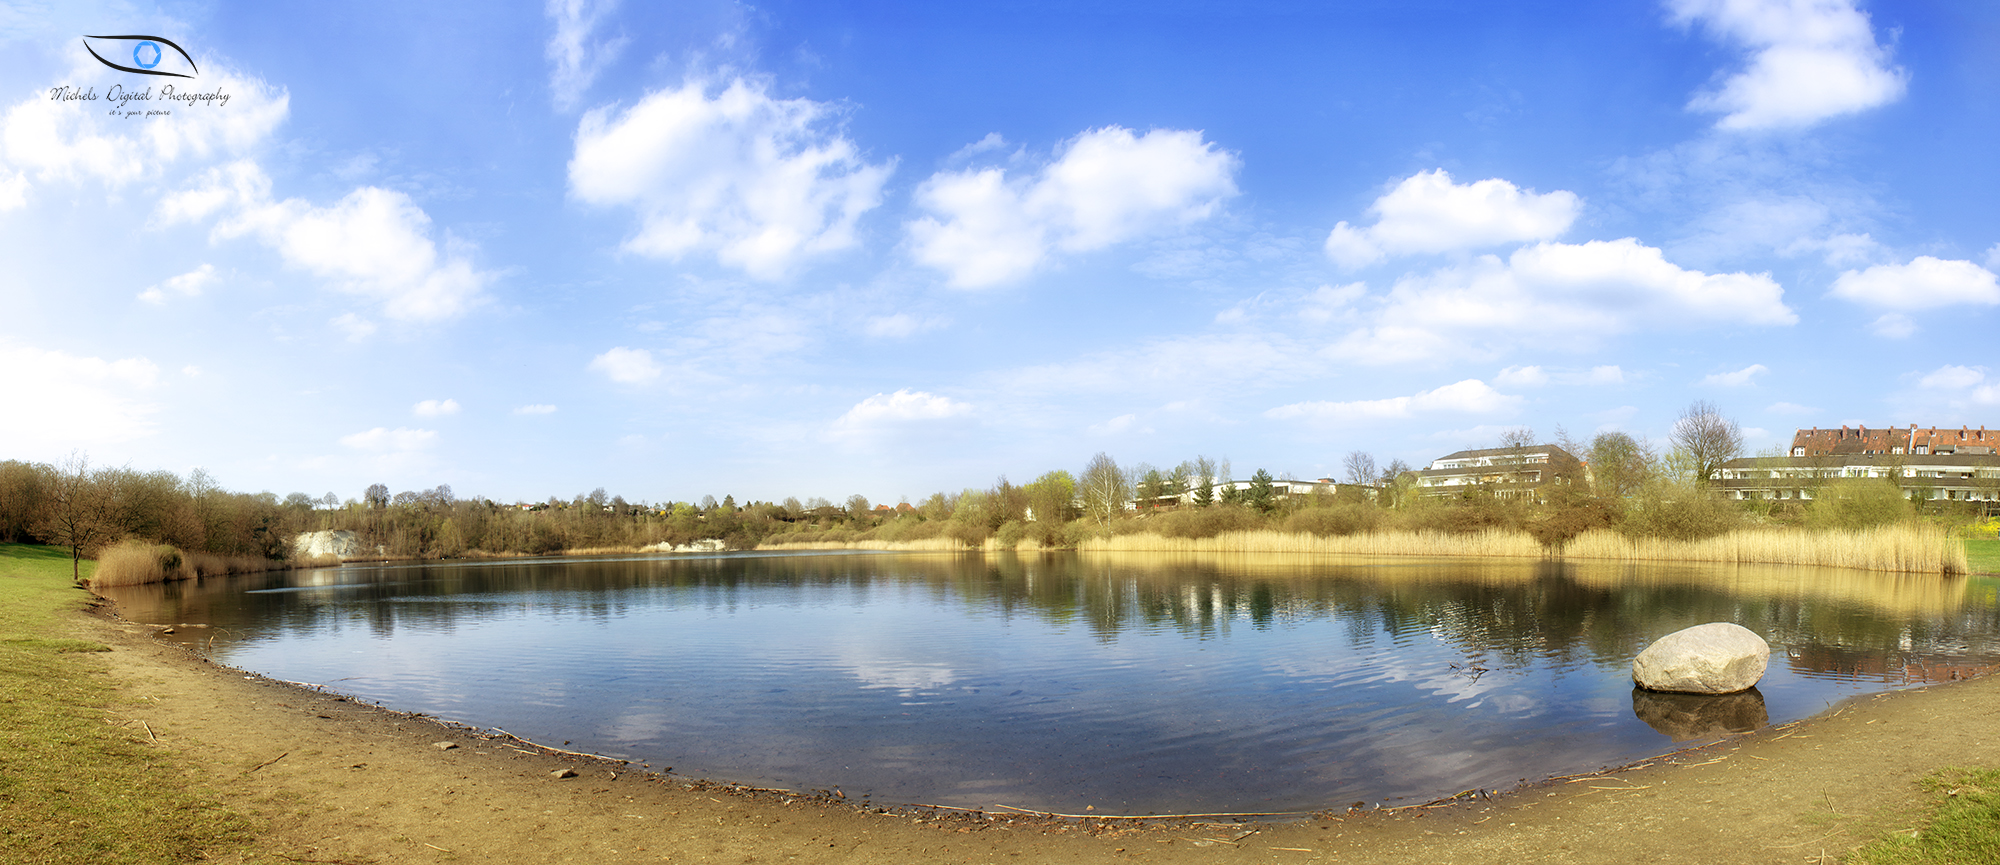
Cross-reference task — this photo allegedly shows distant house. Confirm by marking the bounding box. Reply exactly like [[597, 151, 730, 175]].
[[1414, 445, 1582, 502], [1789, 424, 2000, 457], [1717, 425, 2000, 513]]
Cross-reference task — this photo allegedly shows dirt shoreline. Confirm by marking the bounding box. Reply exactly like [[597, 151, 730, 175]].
[[76, 601, 2000, 864]]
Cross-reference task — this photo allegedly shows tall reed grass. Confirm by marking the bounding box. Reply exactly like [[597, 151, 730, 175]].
[[88, 540, 282, 588], [1560, 524, 1967, 574], [1077, 523, 1967, 574], [1080, 528, 1545, 558]]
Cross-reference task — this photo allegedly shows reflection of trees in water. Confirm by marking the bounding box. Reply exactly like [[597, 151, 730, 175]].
[[108, 552, 2000, 671]]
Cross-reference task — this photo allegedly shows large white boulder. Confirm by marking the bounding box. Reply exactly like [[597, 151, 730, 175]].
[[293, 529, 363, 560], [1632, 622, 1770, 695]]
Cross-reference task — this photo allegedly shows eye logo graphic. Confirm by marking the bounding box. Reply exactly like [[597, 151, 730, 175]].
[[82, 34, 199, 79]]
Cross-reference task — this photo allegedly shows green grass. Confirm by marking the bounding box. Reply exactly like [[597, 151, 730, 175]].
[[1964, 539, 2000, 575], [1847, 767, 2000, 865], [0, 543, 258, 864]]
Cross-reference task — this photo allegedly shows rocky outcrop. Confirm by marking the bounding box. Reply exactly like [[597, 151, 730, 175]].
[[293, 529, 363, 560], [1632, 622, 1771, 694], [640, 539, 729, 553]]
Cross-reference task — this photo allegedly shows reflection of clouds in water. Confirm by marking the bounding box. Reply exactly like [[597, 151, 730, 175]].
[[839, 649, 958, 697]]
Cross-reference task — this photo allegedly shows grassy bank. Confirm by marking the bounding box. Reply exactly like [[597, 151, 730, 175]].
[[1966, 539, 2000, 575], [1848, 766, 2000, 864], [0, 543, 256, 863]]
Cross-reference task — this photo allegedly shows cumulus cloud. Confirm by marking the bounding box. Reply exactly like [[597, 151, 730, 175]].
[[339, 427, 438, 452], [412, 398, 461, 417], [1496, 364, 1626, 387], [0, 341, 161, 452], [1914, 365, 2000, 408], [589, 347, 663, 384], [1325, 169, 1580, 268], [514, 404, 559, 415], [1265, 379, 1522, 423], [1828, 257, 2000, 310], [1919, 365, 1984, 390], [1326, 238, 1793, 365], [0, 63, 287, 201], [1699, 363, 1769, 387], [545, 0, 627, 111], [568, 78, 893, 279], [835, 389, 972, 426], [1670, 0, 1907, 130], [907, 126, 1239, 287], [164, 161, 491, 322], [137, 263, 216, 304]]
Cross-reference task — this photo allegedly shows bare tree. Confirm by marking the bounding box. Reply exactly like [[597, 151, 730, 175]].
[[1670, 400, 1743, 488], [1079, 452, 1129, 525], [34, 452, 116, 583], [1342, 451, 1378, 486]]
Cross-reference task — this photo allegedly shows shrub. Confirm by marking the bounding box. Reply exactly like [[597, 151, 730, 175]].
[[1805, 480, 1912, 531], [1282, 503, 1379, 537]]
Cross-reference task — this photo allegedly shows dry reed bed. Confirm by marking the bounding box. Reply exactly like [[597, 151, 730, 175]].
[[89, 540, 287, 588], [1083, 524, 1967, 574], [1559, 525, 1968, 574]]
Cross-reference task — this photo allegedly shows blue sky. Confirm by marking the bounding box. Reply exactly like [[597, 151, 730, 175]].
[[2, 0, 1997, 506]]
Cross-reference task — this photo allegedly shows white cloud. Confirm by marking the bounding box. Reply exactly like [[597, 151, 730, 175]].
[[1324, 169, 1580, 268], [863, 313, 950, 338], [1699, 363, 1769, 387], [1869, 313, 1915, 339], [1671, 0, 1907, 130], [412, 398, 461, 417], [1495, 365, 1549, 387], [1919, 365, 1984, 390], [137, 263, 216, 304], [1494, 364, 1626, 387], [1086, 413, 1150, 436], [0, 341, 161, 453], [545, 0, 627, 111], [908, 126, 1239, 287], [1266, 379, 1522, 423], [165, 161, 491, 322], [0, 62, 287, 197], [569, 78, 893, 279], [514, 404, 559, 415], [338, 427, 438, 452], [835, 389, 972, 426], [1328, 238, 1793, 365], [1829, 257, 2000, 310], [589, 347, 663, 384], [1781, 231, 1883, 267], [1986, 243, 2000, 271], [1913, 365, 2000, 409]]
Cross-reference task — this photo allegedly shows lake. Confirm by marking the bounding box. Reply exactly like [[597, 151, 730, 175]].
[[98, 551, 2000, 815]]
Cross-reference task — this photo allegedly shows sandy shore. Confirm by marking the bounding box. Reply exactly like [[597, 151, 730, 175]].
[[77, 602, 2000, 864]]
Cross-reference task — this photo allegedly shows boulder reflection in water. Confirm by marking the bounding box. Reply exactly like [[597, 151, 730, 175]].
[[1631, 687, 1768, 741]]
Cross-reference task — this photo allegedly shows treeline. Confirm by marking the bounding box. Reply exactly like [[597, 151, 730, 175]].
[[3, 400, 1983, 580]]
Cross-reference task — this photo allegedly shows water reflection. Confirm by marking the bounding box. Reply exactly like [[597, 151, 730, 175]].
[[99, 551, 2000, 814], [1631, 688, 1769, 740]]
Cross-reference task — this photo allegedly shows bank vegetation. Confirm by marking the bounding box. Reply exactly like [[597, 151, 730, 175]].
[[3, 409, 1987, 583]]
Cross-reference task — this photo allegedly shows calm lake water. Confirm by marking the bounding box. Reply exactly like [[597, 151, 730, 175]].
[[100, 551, 2000, 815]]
